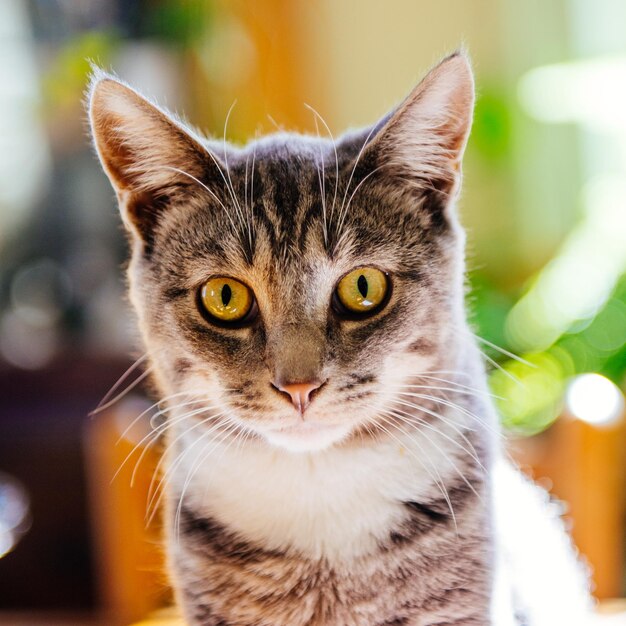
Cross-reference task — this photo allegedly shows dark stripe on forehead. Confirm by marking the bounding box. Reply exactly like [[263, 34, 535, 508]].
[[296, 195, 322, 253], [264, 158, 304, 252], [252, 204, 279, 255]]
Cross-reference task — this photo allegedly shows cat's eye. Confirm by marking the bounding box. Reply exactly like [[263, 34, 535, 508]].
[[334, 267, 389, 316], [200, 277, 255, 324]]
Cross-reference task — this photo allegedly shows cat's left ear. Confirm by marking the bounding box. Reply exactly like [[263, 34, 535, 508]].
[[365, 51, 474, 203], [87, 69, 219, 244]]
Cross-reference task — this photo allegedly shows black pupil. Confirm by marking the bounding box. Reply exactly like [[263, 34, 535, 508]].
[[221, 284, 232, 306], [357, 275, 368, 298]]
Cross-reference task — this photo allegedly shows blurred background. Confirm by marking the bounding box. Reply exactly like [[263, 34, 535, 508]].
[[1, 0, 625, 624]]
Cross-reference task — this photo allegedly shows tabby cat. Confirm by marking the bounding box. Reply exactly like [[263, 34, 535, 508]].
[[88, 52, 592, 625]]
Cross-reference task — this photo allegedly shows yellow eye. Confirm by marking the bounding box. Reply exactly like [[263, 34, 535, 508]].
[[335, 267, 389, 314], [200, 277, 254, 323]]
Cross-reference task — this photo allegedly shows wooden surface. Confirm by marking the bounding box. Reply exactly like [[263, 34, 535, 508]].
[[84, 400, 172, 626]]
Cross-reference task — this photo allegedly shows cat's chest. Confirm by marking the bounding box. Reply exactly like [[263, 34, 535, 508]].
[[170, 485, 491, 626], [167, 431, 450, 561]]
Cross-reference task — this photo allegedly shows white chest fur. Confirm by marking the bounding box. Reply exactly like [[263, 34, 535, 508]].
[[168, 425, 461, 562]]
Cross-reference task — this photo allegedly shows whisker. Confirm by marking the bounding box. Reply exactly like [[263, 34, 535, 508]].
[[371, 413, 458, 531], [128, 402, 223, 487], [250, 135, 257, 235], [336, 165, 386, 237], [377, 411, 480, 505], [161, 166, 239, 233], [266, 113, 282, 132], [243, 151, 253, 250], [384, 392, 500, 438], [113, 402, 219, 486], [471, 332, 534, 367], [310, 114, 328, 246], [90, 368, 152, 416], [116, 391, 207, 445], [386, 382, 501, 400], [174, 419, 243, 540], [93, 353, 148, 412], [222, 100, 248, 234], [482, 350, 524, 387], [337, 123, 380, 234], [304, 103, 339, 227], [377, 404, 484, 469], [146, 412, 230, 522], [411, 374, 500, 398]]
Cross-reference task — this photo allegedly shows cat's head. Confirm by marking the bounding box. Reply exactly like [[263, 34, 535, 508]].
[[88, 53, 474, 453]]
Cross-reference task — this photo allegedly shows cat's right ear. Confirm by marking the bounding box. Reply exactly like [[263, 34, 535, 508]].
[[88, 69, 220, 245], [339, 52, 474, 217]]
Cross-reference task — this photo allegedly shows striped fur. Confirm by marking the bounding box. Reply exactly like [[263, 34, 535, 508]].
[[88, 52, 592, 625]]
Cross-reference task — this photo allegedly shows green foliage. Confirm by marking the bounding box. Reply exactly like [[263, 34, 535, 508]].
[[142, 0, 213, 44], [473, 272, 626, 436], [43, 31, 119, 109], [471, 88, 513, 164]]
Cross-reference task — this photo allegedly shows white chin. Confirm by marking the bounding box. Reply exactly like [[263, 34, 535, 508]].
[[263, 421, 352, 453]]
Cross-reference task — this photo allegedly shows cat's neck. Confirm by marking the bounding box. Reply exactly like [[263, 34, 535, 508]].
[[166, 387, 489, 562]]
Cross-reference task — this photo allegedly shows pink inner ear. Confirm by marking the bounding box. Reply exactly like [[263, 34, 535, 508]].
[[89, 77, 209, 196], [88, 75, 218, 242], [369, 53, 474, 191]]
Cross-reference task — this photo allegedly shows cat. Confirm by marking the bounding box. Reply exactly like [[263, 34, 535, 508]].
[[88, 52, 592, 625]]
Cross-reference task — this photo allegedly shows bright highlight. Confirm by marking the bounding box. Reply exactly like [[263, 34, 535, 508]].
[[565, 373, 624, 427]]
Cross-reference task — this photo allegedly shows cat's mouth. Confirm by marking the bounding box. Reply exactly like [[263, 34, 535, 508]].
[[261, 419, 353, 453]]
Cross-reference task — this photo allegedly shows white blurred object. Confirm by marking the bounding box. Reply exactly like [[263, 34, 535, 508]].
[[566, 373, 625, 427], [113, 42, 185, 112], [0, 0, 51, 249], [0, 471, 31, 558], [519, 57, 626, 133]]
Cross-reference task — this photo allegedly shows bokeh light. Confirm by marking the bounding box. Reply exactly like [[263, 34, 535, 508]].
[[566, 373, 625, 427]]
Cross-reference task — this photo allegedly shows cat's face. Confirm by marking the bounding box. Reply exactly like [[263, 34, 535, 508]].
[[89, 54, 474, 453]]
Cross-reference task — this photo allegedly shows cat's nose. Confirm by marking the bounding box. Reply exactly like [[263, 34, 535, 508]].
[[273, 380, 323, 414]]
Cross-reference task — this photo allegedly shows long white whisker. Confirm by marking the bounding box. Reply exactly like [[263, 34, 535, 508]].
[[471, 332, 534, 367], [161, 166, 239, 233], [412, 374, 500, 398], [113, 402, 220, 485], [222, 100, 248, 235], [93, 353, 148, 412], [305, 103, 339, 229], [377, 404, 484, 469], [338, 123, 379, 232], [311, 115, 328, 246], [385, 392, 498, 438], [373, 414, 458, 531], [336, 165, 386, 237], [128, 402, 225, 487], [174, 419, 242, 540], [90, 368, 152, 416], [377, 399, 484, 468], [116, 391, 208, 445], [146, 412, 230, 521], [387, 383, 500, 401], [391, 391, 487, 426], [243, 151, 253, 250], [250, 133, 258, 238], [377, 411, 480, 505], [482, 350, 524, 387]]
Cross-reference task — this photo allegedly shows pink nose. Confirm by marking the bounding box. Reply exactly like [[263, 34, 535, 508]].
[[276, 381, 322, 414]]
